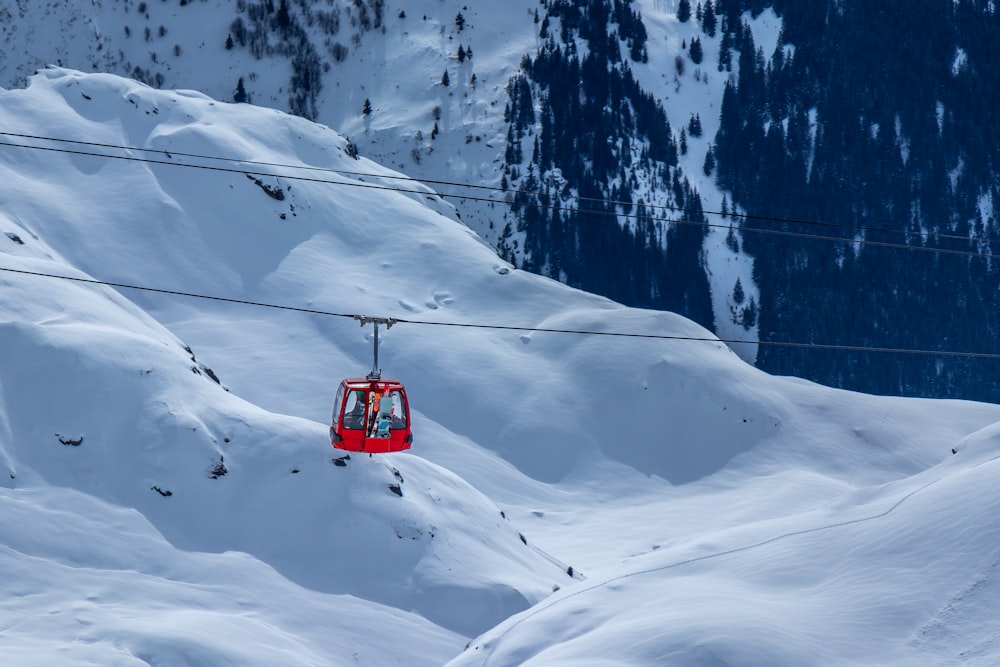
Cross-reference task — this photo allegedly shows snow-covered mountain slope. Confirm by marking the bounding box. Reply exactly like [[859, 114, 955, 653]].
[[0, 0, 540, 200], [0, 67, 576, 656], [0, 0, 769, 350], [0, 485, 465, 666], [3, 68, 1000, 665], [452, 427, 1000, 666]]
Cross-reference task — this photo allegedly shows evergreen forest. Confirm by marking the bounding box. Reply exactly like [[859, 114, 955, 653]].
[[711, 0, 1000, 401], [503, 0, 1000, 402]]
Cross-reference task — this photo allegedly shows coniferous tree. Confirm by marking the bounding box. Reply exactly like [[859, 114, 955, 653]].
[[441, 69, 450, 86], [276, 0, 291, 31], [689, 36, 704, 64], [718, 25, 732, 71], [688, 113, 703, 137], [725, 223, 739, 252], [362, 97, 372, 116], [741, 297, 757, 329], [703, 144, 715, 175], [233, 77, 248, 103], [701, 1, 717, 37], [678, 0, 692, 22]]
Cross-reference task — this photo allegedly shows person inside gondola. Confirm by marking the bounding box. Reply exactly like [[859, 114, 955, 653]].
[[343, 390, 366, 430], [388, 392, 407, 430], [374, 392, 394, 438]]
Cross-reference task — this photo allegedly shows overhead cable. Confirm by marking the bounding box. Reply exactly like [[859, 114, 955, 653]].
[[3, 264, 999, 360], [0, 131, 991, 252]]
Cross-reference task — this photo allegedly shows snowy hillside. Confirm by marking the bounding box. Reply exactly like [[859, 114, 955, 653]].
[[3, 68, 1000, 665], [453, 425, 1000, 666], [0, 0, 541, 208], [0, 0, 767, 352]]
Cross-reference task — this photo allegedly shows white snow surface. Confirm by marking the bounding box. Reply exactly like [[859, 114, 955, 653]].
[[1, 68, 1000, 666]]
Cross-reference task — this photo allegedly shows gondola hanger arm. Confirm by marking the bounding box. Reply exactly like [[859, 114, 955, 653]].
[[353, 314, 397, 329]]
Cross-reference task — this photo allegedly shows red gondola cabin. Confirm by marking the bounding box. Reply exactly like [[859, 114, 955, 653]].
[[330, 377, 412, 453]]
